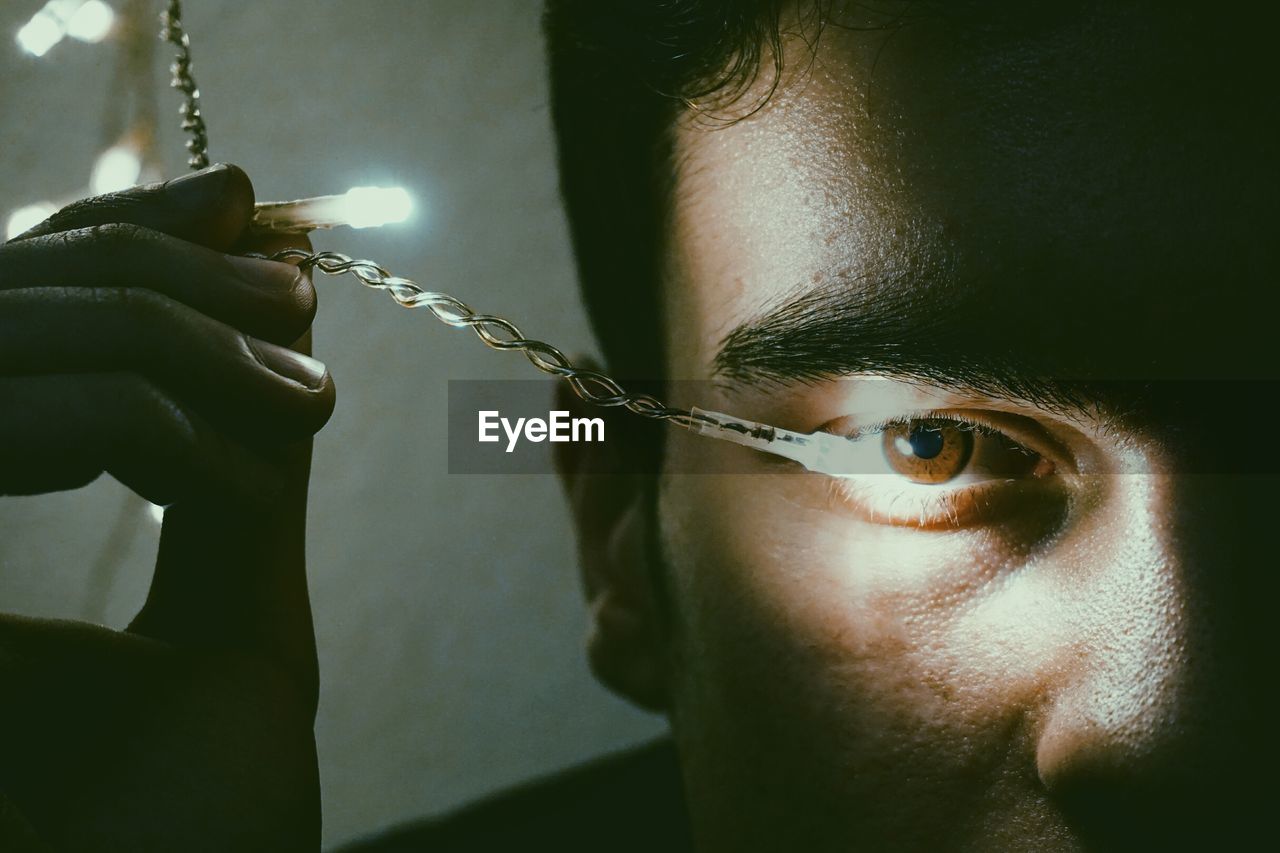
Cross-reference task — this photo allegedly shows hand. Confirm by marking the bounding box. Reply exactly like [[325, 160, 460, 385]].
[[0, 164, 333, 852]]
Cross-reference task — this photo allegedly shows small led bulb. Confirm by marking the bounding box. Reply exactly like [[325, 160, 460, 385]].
[[17, 0, 108, 57], [252, 186, 415, 233], [16, 12, 64, 56], [90, 144, 143, 195], [340, 186, 413, 228], [67, 0, 114, 43]]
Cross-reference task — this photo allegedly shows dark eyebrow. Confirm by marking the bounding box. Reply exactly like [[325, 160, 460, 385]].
[[712, 267, 1097, 418]]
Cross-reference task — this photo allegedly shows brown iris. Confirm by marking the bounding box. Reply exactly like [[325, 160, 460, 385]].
[[881, 421, 974, 484]]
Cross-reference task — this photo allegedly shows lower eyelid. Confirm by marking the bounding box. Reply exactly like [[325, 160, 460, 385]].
[[827, 476, 1069, 530], [825, 477, 977, 529]]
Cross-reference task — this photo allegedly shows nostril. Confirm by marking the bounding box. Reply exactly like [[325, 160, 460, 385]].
[[1035, 701, 1152, 799]]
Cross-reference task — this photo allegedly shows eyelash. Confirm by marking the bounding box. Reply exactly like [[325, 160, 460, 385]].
[[826, 475, 1011, 529], [834, 410, 1022, 444], [819, 410, 1058, 529]]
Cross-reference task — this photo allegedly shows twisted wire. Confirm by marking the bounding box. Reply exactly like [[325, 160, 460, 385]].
[[157, 8, 709, 433], [267, 249, 711, 429], [160, 0, 209, 170]]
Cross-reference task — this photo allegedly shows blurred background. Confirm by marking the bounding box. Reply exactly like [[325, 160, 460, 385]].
[[0, 0, 666, 847]]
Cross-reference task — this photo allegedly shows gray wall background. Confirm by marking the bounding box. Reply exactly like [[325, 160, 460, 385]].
[[0, 1, 666, 847]]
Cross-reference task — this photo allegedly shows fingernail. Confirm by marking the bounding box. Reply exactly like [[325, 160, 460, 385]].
[[225, 254, 303, 292], [163, 163, 231, 212], [249, 339, 327, 389]]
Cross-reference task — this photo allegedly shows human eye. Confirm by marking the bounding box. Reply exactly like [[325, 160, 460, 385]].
[[813, 411, 1067, 529]]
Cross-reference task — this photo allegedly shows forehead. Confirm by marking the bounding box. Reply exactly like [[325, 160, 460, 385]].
[[662, 5, 1274, 383]]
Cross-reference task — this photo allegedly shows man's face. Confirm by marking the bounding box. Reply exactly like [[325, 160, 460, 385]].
[[652, 6, 1274, 851]]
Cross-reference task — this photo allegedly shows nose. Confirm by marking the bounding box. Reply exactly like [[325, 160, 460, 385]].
[[1034, 469, 1273, 849]]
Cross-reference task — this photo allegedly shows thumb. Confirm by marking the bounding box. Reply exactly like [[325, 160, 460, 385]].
[[10, 163, 254, 252], [131, 436, 320, 713]]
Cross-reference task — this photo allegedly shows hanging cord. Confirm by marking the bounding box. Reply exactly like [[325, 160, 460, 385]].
[[160, 0, 209, 169]]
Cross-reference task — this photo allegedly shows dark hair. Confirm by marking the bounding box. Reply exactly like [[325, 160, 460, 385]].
[[543, 1, 812, 381], [543, 2, 1163, 385]]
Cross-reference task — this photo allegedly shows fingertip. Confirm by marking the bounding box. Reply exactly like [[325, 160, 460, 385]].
[[12, 163, 261, 250], [220, 163, 256, 217], [313, 371, 338, 433], [182, 163, 254, 250], [291, 271, 319, 327], [294, 330, 337, 433], [300, 350, 338, 434]]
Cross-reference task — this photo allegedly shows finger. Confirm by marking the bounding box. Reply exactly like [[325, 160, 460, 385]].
[[0, 374, 286, 505], [0, 223, 316, 346], [232, 227, 313, 260], [133, 437, 320, 706], [129, 224, 328, 707], [0, 287, 335, 443], [133, 233, 327, 709], [8, 163, 254, 252]]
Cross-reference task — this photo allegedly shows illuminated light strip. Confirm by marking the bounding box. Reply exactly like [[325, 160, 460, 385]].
[[251, 187, 415, 233]]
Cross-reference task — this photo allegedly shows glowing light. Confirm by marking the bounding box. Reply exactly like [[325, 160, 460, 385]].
[[16, 12, 63, 56], [90, 144, 142, 195], [148, 503, 165, 524], [16, 1, 112, 56], [251, 186, 416, 233], [5, 202, 57, 240], [341, 186, 413, 228], [67, 0, 114, 43]]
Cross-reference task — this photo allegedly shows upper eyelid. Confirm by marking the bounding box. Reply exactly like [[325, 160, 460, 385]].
[[826, 409, 997, 439]]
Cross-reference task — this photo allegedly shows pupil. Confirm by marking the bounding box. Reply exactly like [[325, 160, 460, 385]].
[[908, 426, 945, 459]]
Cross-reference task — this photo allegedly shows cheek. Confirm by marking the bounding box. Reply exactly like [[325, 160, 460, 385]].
[[657, 467, 1065, 840], [660, 465, 1058, 717]]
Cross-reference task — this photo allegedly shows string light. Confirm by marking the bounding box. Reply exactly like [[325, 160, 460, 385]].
[[66, 0, 114, 43], [5, 202, 57, 240], [342, 186, 414, 228], [16, 0, 114, 57], [251, 187, 415, 233], [8, 1, 157, 245], [16, 9, 64, 56], [6, 141, 143, 242]]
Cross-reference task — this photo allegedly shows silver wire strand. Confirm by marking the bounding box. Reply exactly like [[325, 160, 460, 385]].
[[266, 248, 714, 430], [160, 6, 719, 437], [160, 0, 209, 170]]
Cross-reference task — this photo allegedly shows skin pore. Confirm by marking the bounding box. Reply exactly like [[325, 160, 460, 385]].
[[587, 4, 1276, 851]]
